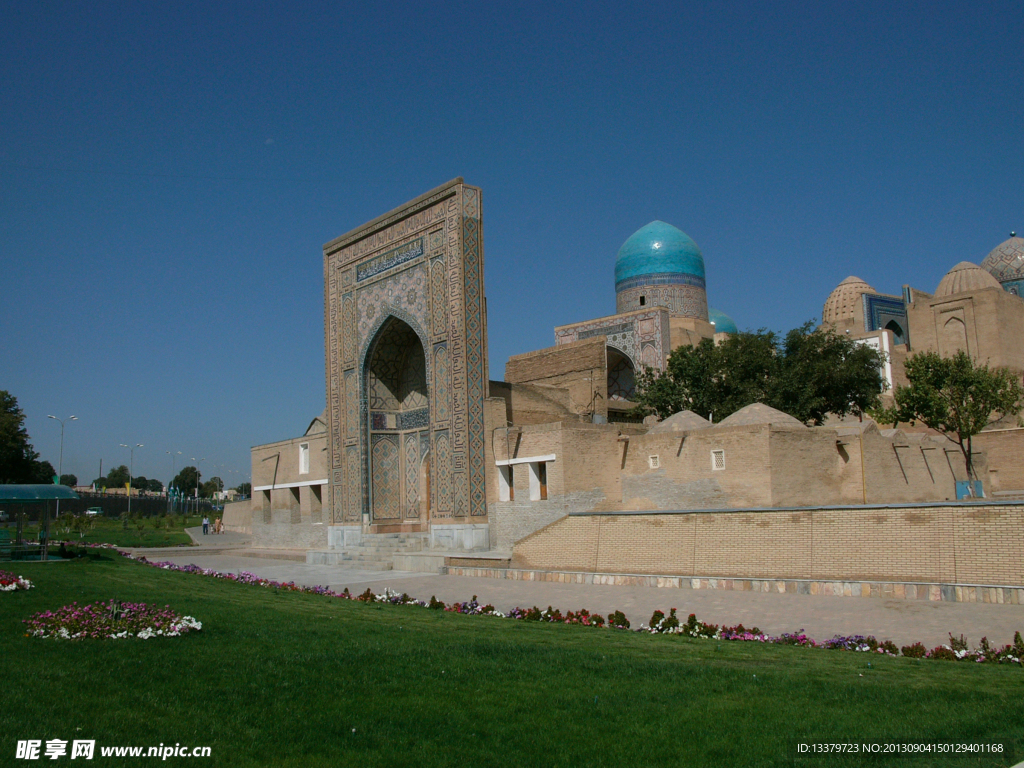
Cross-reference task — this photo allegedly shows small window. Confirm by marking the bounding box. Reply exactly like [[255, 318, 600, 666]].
[[299, 443, 310, 475], [711, 449, 725, 471], [648, 455, 660, 469], [639, 296, 646, 306]]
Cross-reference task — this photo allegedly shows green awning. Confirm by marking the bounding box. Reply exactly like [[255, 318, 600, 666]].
[[0, 485, 80, 501]]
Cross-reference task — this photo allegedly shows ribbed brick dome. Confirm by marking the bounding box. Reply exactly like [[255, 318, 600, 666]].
[[822, 276, 875, 325], [935, 261, 1001, 297]]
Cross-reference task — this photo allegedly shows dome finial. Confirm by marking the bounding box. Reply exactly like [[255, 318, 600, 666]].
[[1012, 231, 1017, 238]]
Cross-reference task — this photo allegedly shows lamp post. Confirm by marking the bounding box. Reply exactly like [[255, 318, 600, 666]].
[[47, 414, 77, 512], [46, 415, 77, 560], [120, 443, 143, 526], [191, 457, 205, 516]]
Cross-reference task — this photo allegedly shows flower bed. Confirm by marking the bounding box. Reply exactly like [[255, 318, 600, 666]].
[[123, 553, 1024, 664], [0, 570, 34, 591], [24, 599, 202, 640]]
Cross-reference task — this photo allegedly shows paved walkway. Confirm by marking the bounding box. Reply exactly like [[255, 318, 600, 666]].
[[129, 532, 1024, 648]]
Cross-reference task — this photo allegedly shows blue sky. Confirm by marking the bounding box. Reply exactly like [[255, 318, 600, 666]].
[[2, 1, 1021, 486]]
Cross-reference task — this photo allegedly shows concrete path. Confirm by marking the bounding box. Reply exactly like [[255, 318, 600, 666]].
[[130, 543, 1024, 648]]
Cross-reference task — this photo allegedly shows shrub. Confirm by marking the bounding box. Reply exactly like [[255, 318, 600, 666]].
[[607, 610, 630, 629], [902, 642, 927, 658], [927, 646, 957, 661], [428, 595, 446, 610]]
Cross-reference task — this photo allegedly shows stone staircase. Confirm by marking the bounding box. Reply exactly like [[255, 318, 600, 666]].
[[306, 532, 429, 571]]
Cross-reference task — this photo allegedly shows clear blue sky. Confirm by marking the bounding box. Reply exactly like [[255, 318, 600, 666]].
[[2, 1, 1020, 487]]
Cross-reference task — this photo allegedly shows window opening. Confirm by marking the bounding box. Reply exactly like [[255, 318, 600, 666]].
[[299, 443, 310, 475], [711, 449, 725, 470]]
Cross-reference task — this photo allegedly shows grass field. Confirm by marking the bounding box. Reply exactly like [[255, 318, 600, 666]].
[[8, 515, 194, 548], [2, 555, 1021, 767]]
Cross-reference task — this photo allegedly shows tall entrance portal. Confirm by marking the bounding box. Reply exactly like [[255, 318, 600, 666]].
[[323, 178, 490, 550]]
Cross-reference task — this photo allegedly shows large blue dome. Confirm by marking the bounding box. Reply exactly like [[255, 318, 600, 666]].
[[614, 221, 706, 292], [708, 308, 738, 335]]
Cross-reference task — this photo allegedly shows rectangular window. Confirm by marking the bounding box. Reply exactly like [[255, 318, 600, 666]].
[[299, 443, 310, 475], [711, 449, 725, 471], [528, 462, 548, 501], [262, 489, 271, 523]]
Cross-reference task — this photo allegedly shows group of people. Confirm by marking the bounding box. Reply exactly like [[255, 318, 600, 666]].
[[201, 516, 223, 535]]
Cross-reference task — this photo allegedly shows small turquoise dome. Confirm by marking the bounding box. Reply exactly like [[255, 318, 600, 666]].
[[614, 221, 706, 292], [708, 308, 738, 335]]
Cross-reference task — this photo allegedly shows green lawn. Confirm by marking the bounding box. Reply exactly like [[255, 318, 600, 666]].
[[1, 555, 1021, 767], [11, 515, 194, 548]]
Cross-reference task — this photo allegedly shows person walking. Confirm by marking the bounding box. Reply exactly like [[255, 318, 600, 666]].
[[202, 515, 209, 535]]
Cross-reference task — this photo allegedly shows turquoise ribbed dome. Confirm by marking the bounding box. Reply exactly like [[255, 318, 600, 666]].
[[614, 221, 706, 290], [708, 308, 738, 335]]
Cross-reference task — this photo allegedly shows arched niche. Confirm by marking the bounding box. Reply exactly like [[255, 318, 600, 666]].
[[364, 316, 430, 523], [607, 346, 637, 401]]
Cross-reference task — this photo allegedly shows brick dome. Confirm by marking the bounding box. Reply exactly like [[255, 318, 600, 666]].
[[822, 276, 875, 325], [935, 261, 1001, 297]]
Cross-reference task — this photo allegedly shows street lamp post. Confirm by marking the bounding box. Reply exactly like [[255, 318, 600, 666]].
[[46, 415, 77, 560], [120, 443, 143, 527], [191, 457, 205, 517]]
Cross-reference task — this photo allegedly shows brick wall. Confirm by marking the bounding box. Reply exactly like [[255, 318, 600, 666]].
[[511, 503, 1024, 586]]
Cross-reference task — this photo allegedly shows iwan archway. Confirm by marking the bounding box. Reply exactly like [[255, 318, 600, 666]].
[[365, 316, 431, 529]]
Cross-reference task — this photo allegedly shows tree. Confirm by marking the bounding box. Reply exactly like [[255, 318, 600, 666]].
[[0, 390, 42, 483], [172, 466, 201, 497], [877, 351, 1024, 482], [201, 476, 223, 499], [235, 482, 252, 496], [60, 474, 78, 487], [634, 323, 887, 425], [106, 465, 130, 488], [147, 478, 164, 493]]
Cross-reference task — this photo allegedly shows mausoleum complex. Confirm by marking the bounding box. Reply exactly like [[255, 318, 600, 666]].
[[234, 180, 1024, 598]]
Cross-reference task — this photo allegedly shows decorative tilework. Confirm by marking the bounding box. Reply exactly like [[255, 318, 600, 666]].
[[342, 293, 356, 364], [400, 407, 429, 430], [357, 238, 424, 282], [405, 433, 420, 518], [616, 284, 708, 320], [357, 264, 428, 343], [461, 188, 488, 517], [863, 293, 909, 345], [430, 257, 447, 337], [555, 310, 670, 374], [371, 435, 400, 520], [434, 430, 452, 518], [433, 344, 449, 422], [344, 446, 360, 521], [345, 371, 357, 439], [607, 348, 636, 401]]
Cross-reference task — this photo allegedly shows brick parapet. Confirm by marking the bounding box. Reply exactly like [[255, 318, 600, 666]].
[[510, 502, 1024, 588]]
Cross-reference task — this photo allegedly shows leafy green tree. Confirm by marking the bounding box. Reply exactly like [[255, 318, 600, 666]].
[[147, 478, 164, 493], [235, 482, 252, 496], [634, 323, 886, 425], [106, 465, 130, 488], [0, 390, 42, 483], [32, 460, 57, 484], [59, 473, 77, 487], [201, 476, 223, 499], [172, 466, 202, 497], [876, 351, 1024, 481]]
